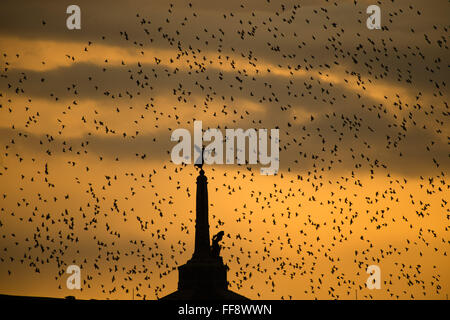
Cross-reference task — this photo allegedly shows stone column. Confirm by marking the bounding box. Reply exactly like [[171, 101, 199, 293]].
[[192, 169, 211, 260]]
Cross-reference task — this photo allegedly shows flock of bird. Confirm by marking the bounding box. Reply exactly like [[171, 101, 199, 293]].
[[0, 0, 448, 300]]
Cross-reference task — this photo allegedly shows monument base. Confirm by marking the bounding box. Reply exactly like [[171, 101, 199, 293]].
[[161, 257, 248, 300], [178, 258, 228, 291]]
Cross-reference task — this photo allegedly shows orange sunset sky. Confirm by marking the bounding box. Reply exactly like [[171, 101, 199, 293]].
[[0, 0, 448, 300]]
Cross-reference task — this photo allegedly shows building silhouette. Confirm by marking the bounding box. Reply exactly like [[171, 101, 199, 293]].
[[161, 166, 248, 300]]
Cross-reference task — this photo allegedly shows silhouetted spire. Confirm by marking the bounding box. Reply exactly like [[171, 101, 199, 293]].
[[192, 168, 211, 260], [161, 165, 248, 300]]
